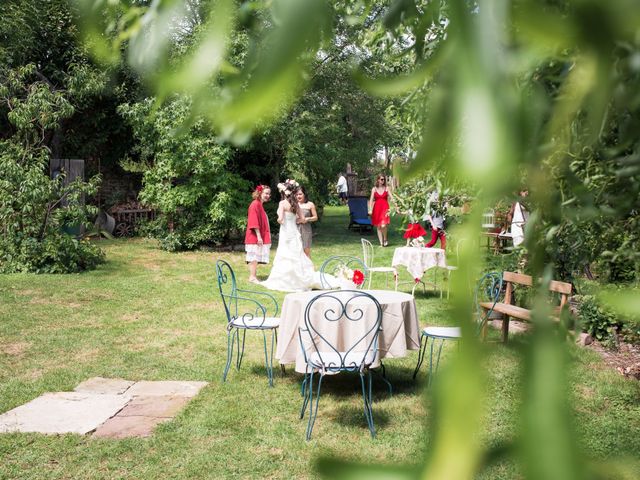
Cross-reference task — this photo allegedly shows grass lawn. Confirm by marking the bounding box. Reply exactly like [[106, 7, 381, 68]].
[[1, 206, 639, 479]]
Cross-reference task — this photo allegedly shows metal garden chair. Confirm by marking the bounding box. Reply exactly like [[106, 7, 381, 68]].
[[216, 259, 280, 387], [412, 272, 503, 383], [319, 255, 367, 290], [298, 290, 382, 439], [361, 238, 398, 290]]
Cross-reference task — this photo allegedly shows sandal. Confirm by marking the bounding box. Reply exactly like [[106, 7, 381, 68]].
[[248, 278, 260, 284]]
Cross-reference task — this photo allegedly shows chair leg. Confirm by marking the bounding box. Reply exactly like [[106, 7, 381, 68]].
[[236, 329, 246, 370], [306, 372, 324, 441], [261, 329, 275, 387], [359, 371, 376, 438], [376, 362, 393, 395], [394, 271, 398, 291], [368, 273, 372, 290], [413, 332, 427, 379], [222, 329, 236, 383], [300, 374, 310, 417], [429, 338, 446, 387]]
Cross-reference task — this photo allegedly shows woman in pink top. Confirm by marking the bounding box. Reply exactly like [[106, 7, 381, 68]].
[[245, 185, 272, 283]]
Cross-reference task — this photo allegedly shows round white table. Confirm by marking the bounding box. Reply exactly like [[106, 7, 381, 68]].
[[276, 289, 420, 373], [392, 246, 447, 280]]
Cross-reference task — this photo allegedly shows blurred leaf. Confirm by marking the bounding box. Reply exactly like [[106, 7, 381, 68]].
[[600, 290, 640, 320], [212, 0, 332, 143], [316, 458, 418, 480], [156, 0, 236, 99]]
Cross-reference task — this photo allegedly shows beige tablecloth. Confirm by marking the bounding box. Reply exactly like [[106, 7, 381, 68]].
[[392, 246, 447, 281], [276, 289, 420, 373]]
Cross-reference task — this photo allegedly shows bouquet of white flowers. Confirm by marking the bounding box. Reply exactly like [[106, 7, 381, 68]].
[[334, 264, 365, 288]]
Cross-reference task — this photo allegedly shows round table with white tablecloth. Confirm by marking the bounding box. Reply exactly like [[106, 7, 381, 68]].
[[392, 246, 447, 281], [276, 289, 420, 373]]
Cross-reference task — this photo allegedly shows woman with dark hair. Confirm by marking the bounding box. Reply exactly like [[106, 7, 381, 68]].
[[369, 174, 394, 247], [295, 186, 318, 258], [261, 179, 315, 292], [245, 185, 272, 283]]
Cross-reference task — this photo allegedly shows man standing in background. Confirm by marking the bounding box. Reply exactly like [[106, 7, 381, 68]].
[[336, 172, 348, 204]]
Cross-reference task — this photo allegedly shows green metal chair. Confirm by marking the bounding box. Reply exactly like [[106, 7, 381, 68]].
[[298, 290, 382, 439], [412, 272, 503, 383], [216, 259, 280, 387]]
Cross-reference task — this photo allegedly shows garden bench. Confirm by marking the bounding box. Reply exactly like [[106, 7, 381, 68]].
[[479, 271, 572, 342]]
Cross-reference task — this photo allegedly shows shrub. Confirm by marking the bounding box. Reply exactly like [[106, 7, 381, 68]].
[[576, 295, 620, 348], [0, 141, 104, 273], [119, 97, 251, 250]]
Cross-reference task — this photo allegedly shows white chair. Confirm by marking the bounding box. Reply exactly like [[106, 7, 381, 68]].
[[442, 238, 465, 299], [361, 238, 398, 290]]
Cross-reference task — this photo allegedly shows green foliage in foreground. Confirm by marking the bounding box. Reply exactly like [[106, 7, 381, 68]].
[[0, 208, 639, 479]]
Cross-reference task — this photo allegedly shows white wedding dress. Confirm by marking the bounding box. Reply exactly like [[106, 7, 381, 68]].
[[261, 212, 317, 292]]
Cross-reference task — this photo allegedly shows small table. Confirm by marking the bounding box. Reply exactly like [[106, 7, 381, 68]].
[[276, 289, 420, 373], [392, 246, 447, 295]]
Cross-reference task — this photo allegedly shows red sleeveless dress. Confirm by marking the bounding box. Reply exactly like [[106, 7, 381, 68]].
[[371, 189, 390, 227]]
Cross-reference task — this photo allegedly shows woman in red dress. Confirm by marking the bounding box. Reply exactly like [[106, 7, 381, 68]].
[[245, 185, 272, 283], [369, 174, 393, 247]]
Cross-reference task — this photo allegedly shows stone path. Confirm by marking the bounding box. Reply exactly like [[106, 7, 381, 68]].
[[0, 377, 207, 438]]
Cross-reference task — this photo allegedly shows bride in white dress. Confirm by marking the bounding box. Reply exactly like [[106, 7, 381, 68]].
[[262, 181, 316, 292]]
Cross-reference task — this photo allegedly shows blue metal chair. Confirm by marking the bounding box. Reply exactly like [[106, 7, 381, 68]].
[[412, 272, 503, 383], [319, 256, 368, 290], [216, 260, 280, 387], [298, 290, 382, 440], [347, 197, 373, 233]]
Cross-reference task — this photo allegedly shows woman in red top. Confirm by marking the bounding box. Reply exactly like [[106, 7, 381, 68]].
[[245, 185, 272, 283], [369, 174, 394, 247]]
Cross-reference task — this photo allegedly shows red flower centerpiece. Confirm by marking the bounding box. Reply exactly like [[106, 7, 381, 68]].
[[352, 269, 365, 286]]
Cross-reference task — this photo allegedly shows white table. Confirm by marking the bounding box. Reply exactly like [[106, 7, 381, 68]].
[[276, 289, 420, 373], [392, 246, 448, 295]]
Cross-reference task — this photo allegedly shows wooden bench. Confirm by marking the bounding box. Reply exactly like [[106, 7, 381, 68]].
[[479, 271, 572, 342]]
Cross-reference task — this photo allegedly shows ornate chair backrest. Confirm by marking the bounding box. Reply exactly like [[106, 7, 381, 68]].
[[300, 290, 382, 372], [474, 271, 503, 331], [215, 259, 278, 329], [360, 238, 374, 269], [319, 255, 367, 290], [216, 259, 238, 324]]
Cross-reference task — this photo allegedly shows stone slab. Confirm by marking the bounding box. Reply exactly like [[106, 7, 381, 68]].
[[0, 392, 130, 435], [74, 377, 135, 395], [93, 415, 170, 439], [117, 395, 190, 418], [125, 381, 207, 398]]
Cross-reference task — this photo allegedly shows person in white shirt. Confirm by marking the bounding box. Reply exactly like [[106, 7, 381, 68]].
[[336, 173, 348, 204], [507, 189, 529, 247]]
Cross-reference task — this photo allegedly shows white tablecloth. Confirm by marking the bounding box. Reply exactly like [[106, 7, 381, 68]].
[[392, 246, 447, 280], [276, 289, 420, 373]]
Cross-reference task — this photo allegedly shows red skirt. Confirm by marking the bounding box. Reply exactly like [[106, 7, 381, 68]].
[[403, 223, 427, 239]]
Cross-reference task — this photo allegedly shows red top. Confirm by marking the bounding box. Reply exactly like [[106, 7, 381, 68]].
[[245, 199, 271, 245]]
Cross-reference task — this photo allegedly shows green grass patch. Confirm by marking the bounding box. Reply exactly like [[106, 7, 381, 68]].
[[1, 206, 639, 479]]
